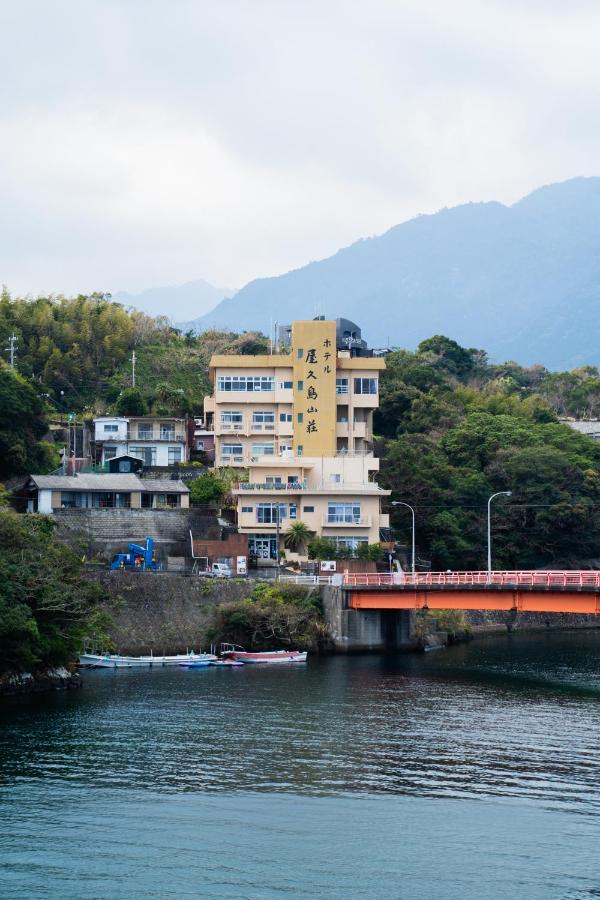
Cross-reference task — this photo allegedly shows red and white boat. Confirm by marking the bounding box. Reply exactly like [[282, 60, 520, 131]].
[[220, 644, 307, 664]]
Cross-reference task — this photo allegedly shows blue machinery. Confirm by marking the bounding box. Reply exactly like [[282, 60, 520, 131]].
[[110, 536, 160, 571]]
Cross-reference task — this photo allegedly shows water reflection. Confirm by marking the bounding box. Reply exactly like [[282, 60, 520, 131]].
[[1, 632, 600, 811]]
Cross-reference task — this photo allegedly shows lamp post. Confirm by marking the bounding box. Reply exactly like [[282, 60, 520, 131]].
[[391, 501, 415, 576], [487, 491, 512, 575]]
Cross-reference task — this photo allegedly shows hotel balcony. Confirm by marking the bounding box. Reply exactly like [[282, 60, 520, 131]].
[[233, 481, 389, 495], [322, 516, 372, 528]]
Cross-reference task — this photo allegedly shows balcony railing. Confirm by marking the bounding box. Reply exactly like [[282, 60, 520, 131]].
[[234, 481, 385, 494], [235, 481, 308, 491], [129, 430, 186, 442], [322, 516, 372, 527]]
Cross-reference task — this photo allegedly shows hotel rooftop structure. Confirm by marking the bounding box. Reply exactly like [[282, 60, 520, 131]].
[[203, 318, 390, 563]]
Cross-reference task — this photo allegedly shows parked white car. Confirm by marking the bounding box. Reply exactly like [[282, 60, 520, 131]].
[[197, 562, 233, 578]]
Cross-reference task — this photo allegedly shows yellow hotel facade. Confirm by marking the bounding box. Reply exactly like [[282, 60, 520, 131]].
[[203, 318, 390, 563]]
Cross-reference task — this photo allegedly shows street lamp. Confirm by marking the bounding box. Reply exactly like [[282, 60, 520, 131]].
[[391, 501, 415, 576], [487, 491, 512, 574]]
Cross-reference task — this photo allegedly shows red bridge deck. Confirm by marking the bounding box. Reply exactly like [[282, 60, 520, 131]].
[[343, 571, 600, 614]]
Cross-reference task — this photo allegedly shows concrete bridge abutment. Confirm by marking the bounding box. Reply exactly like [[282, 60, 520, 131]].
[[322, 586, 415, 652]]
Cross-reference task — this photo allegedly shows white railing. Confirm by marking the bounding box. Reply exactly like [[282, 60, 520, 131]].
[[322, 516, 372, 527], [235, 481, 308, 491], [342, 570, 600, 588], [279, 575, 336, 585]]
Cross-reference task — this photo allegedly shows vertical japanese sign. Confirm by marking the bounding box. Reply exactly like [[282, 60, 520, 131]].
[[292, 320, 336, 456]]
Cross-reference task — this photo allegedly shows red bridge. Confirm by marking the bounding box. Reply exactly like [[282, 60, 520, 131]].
[[342, 571, 600, 615]]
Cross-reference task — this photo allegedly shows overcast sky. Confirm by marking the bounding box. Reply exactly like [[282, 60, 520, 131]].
[[1, 0, 600, 298]]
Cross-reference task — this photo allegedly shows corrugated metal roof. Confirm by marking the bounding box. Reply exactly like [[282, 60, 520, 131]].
[[30, 474, 189, 493], [137, 479, 189, 493], [31, 474, 143, 491]]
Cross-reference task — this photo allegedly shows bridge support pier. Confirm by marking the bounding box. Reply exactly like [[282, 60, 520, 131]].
[[322, 586, 415, 652]]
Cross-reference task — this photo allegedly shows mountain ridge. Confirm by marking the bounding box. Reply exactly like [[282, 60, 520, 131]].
[[187, 177, 600, 369]]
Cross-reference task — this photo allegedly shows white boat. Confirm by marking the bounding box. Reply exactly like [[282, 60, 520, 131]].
[[220, 644, 307, 664], [79, 651, 217, 669]]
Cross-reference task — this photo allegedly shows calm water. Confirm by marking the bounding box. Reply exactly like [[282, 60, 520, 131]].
[[2, 632, 600, 898]]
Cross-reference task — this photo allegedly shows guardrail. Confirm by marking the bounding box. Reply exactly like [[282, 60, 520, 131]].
[[342, 570, 600, 588], [279, 575, 336, 585]]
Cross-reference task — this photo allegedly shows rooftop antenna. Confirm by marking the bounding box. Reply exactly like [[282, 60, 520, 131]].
[[5, 332, 17, 368], [274, 321, 279, 354], [269, 318, 273, 355]]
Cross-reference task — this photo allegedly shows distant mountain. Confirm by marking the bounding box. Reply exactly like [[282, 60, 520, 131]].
[[114, 279, 235, 322], [190, 177, 600, 369]]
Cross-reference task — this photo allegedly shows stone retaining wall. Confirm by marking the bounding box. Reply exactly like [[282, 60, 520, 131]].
[[88, 570, 253, 654]]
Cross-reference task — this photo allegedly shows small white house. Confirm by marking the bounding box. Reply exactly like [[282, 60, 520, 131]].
[[93, 416, 189, 467]]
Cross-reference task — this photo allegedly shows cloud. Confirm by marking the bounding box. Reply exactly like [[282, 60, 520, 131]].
[[1, 0, 600, 296]]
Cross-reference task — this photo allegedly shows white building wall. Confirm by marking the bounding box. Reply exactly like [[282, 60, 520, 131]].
[[38, 489, 53, 514]]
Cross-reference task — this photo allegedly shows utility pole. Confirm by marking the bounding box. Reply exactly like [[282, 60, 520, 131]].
[[5, 332, 17, 368], [487, 491, 512, 576], [131, 350, 136, 387]]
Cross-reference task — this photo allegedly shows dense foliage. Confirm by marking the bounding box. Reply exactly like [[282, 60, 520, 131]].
[[0, 363, 59, 479], [0, 289, 268, 417], [0, 510, 107, 674], [377, 336, 600, 570], [206, 583, 325, 650], [188, 472, 229, 505]]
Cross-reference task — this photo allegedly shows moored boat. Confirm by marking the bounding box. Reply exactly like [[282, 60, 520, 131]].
[[79, 650, 217, 669], [220, 644, 307, 664]]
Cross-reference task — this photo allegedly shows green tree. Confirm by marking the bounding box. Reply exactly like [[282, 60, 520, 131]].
[[0, 363, 58, 479], [188, 472, 228, 505], [114, 387, 148, 416], [0, 510, 106, 674], [284, 521, 314, 555]]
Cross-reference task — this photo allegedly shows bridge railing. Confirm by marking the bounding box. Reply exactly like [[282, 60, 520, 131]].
[[342, 570, 600, 588]]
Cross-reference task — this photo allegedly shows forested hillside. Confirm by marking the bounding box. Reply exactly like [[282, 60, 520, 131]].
[[0, 289, 268, 414], [2, 293, 600, 570], [378, 336, 600, 570]]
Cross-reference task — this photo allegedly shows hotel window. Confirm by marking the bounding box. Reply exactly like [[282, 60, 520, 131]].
[[253, 411, 275, 428], [257, 503, 279, 524], [336, 378, 349, 395], [217, 376, 274, 392], [353, 378, 378, 395], [168, 446, 182, 465], [256, 503, 295, 523], [138, 423, 153, 439], [280, 413, 293, 422], [221, 411, 243, 426], [303, 505, 315, 513], [251, 442, 275, 456], [266, 477, 283, 485], [297, 380, 303, 391], [297, 413, 303, 423], [221, 443, 244, 460], [334, 537, 368, 550], [297, 348, 304, 359], [241, 506, 253, 513], [327, 502, 361, 524], [278, 380, 293, 390]]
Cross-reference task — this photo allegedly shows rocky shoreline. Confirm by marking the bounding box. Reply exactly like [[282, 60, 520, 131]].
[[0, 666, 82, 698]]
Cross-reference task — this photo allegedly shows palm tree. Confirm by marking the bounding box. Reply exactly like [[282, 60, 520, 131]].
[[284, 521, 313, 555]]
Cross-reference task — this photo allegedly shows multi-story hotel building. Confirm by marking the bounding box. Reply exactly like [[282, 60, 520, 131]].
[[203, 318, 390, 563]]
